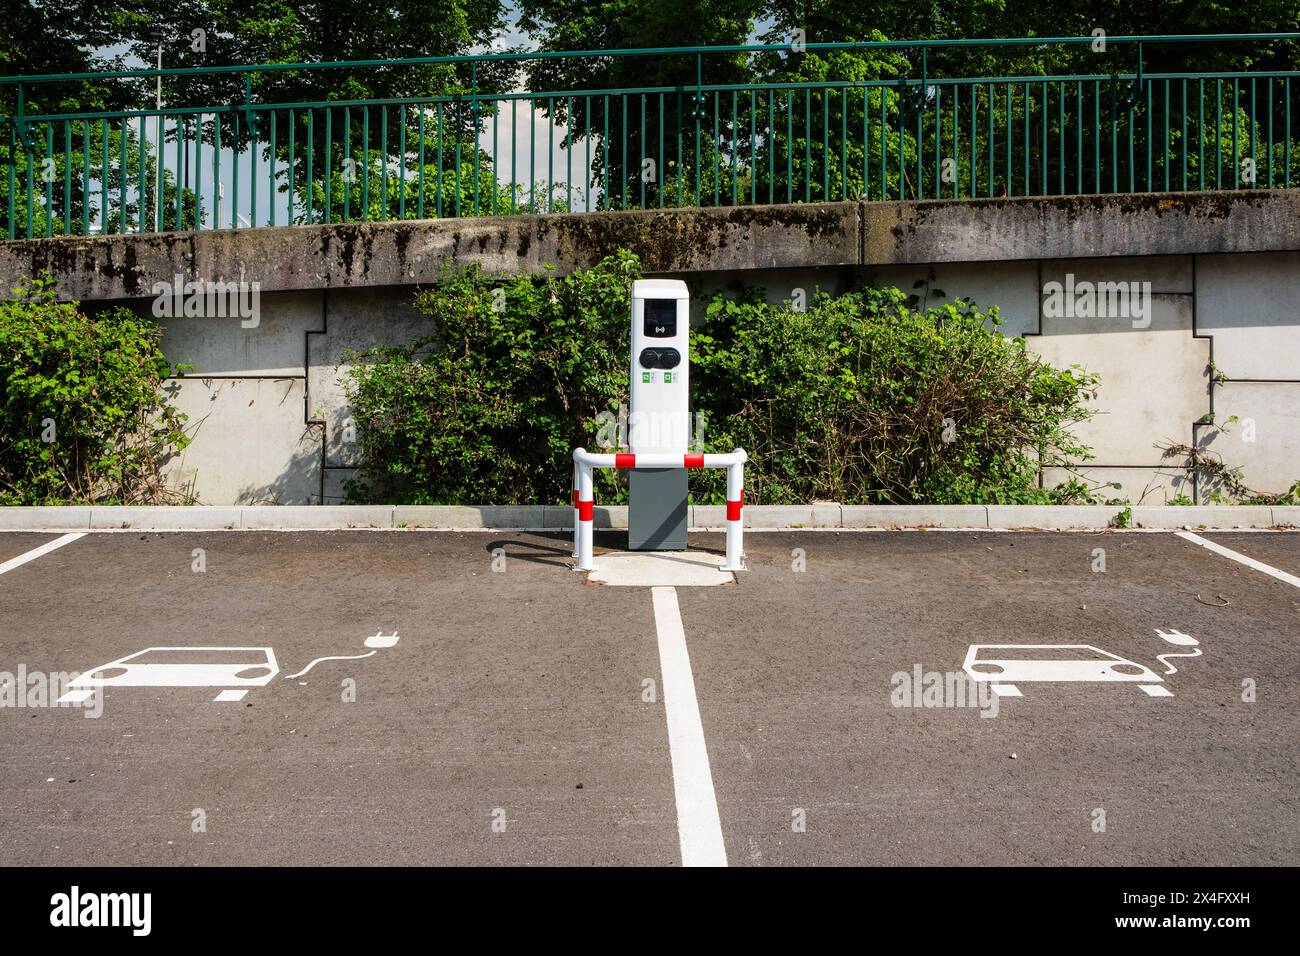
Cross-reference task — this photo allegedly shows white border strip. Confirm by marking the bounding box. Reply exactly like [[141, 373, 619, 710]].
[[1175, 531, 1300, 589], [0, 532, 86, 576], [651, 586, 728, 867]]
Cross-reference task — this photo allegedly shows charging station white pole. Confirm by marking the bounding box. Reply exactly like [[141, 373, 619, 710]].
[[627, 279, 693, 550], [630, 279, 691, 456]]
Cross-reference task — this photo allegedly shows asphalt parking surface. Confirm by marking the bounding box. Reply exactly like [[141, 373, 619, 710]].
[[0, 533, 59, 565], [0, 529, 1296, 866]]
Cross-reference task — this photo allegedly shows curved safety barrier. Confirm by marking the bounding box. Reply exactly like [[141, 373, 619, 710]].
[[571, 447, 747, 572]]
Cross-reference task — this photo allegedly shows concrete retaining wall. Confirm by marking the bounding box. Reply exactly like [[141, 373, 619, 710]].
[[1, 192, 1297, 506]]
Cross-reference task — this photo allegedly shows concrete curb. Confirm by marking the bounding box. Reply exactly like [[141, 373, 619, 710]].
[[0, 504, 1297, 532]]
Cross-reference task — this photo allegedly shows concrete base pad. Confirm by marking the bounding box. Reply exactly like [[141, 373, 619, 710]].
[[587, 550, 735, 587]]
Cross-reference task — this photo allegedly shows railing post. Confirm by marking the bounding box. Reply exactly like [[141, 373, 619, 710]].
[[694, 52, 704, 205], [571, 460, 580, 557], [721, 457, 745, 571], [575, 452, 595, 571], [6, 116, 15, 241], [471, 60, 480, 216]]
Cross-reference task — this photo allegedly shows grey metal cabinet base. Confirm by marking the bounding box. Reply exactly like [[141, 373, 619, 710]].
[[628, 468, 688, 550]]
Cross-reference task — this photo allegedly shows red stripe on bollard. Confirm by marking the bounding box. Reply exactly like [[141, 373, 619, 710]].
[[615, 453, 636, 469], [684, 453, 705, 468], [573, 489, 579, 508], [578, 500, 594, 521], [726, 498, 742, 521]]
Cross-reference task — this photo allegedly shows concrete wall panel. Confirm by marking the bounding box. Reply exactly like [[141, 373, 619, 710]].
[[307, 287, 432, 469], [1196, 382, 1300, 497], [1041, 465, 1193, 504], [1029, 294, 1208, 465], [1196, 252, 1300, 380], [1040, 255, 1193, 294], [157, 289, 323, 376], [163, 378, 322, 505]]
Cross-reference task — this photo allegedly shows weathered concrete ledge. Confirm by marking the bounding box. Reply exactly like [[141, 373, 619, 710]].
[[865, 189, 1300, 265], [0, 202, 860, 301], [0, 504, 1295, 532], [4, 190, 1296, 302]]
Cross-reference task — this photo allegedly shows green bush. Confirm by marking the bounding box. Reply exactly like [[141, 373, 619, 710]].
[[344, 252, 639, 505], [0, 277, 191, 505], [690, 287, 1098, 504], [344, 254, 1099, 505]]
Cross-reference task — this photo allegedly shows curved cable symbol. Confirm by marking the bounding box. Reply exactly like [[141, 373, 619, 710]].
[[1154, 628, 1201, 675], [284, 651, 376, 680], [1156, 647, 1202, 675]]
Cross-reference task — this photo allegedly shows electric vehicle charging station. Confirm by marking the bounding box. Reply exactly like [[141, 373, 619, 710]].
[[628, 279, 691, 550], [572, 279, 747, 573]]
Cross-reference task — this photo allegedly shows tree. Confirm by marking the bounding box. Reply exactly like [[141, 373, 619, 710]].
[[513, 0, 1300, 203], [514, 0, 765, 206]]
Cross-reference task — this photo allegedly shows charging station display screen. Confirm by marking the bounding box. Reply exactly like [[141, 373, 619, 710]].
[[643, 299, 677, 337]]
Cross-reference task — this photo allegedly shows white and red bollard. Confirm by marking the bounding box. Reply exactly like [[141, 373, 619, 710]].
[[571, 447, 747, 572]]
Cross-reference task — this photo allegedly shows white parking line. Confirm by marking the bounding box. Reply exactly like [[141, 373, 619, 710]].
[[650, 585, 728, 867], [1176, 531, 1300, 589], [0, 532, 87, 577]]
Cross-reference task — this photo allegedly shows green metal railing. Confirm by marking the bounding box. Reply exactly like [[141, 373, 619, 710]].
[[2, 34, 1298, 240]]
